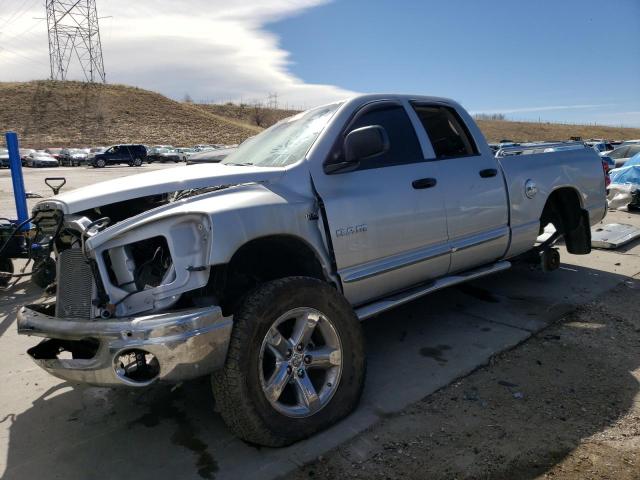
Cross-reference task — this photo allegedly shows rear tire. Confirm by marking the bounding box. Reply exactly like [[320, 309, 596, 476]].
[[132, 158, 143, 167], [212, 276, 366, 447], [95, 159, 106, 168]]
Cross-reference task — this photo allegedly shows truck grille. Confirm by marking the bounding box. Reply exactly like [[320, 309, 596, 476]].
[[55, 249, 95, 319]]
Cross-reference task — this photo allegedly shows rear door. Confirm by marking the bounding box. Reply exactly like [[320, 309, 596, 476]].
[[311, 101, 450, 306], [410, 103, 509, 273]]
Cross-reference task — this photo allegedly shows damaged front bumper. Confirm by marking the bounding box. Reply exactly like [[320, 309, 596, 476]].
[[17, 303, 233, 387]]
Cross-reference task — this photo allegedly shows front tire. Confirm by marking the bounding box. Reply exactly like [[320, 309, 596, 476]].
[[212, 276, 366, 447]]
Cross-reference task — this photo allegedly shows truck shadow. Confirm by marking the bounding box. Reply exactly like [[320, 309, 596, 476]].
[[1, 262, 638, 480]]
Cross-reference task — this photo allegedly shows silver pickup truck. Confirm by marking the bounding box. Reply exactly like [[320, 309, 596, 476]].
[[17, 94, 607, 446]]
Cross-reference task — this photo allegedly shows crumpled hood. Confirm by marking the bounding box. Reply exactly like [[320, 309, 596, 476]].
[[35, 163, 285, 214]]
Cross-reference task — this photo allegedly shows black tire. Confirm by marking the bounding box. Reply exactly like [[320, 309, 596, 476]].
[[95, 159, 106, 168], [32, 257, 56, 288], [212, 276, 366, 447], [0, 257, 14, 288], [132, 158, 143, 167]]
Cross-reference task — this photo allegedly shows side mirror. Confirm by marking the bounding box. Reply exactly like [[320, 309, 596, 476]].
[[324, 125, 389, 174], [345, 125, 389, 163]]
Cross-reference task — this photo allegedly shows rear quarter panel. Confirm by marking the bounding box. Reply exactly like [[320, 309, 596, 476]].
[[499, 148, 607, 258]]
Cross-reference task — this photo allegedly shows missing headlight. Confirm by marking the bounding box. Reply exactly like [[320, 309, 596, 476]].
[[104, 236, 173, 292]]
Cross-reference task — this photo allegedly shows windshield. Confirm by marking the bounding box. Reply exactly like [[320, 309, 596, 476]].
[[221, 102, 341, 168]]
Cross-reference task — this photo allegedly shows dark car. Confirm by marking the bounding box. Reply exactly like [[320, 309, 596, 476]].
[[147, 147, 181, 163], [87, 144, 147, 168], [59, 148, 88, 166]]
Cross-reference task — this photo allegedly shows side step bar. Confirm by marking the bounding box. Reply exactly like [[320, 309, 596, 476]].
[[355, 261, 511, 320]]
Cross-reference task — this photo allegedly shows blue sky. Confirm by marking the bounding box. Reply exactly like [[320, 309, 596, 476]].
[[1, 0, 639, 126], [270, 0, 640, 126]]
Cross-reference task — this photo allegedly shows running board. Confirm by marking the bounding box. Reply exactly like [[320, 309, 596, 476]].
[[355, 261, 512, 320]]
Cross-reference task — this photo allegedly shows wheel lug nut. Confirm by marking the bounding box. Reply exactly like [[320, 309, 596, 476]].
[[297, 368, 305, 378], [296, 344, 304, 352], [304, 355, 311, 364]]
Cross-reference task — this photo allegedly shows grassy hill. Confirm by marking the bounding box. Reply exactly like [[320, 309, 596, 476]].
[[1, 80, 639, 148], [0, 80, 260, 148], [476, 119, 640, 143]]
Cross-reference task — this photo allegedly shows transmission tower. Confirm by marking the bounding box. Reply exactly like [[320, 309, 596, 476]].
[[45, 0, 106, 83]]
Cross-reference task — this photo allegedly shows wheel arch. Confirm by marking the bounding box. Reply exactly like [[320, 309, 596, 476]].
[[211, 234, 332, 313], [540, 186, 591, 254]]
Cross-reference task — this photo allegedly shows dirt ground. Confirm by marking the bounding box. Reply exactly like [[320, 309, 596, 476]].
[[286, 280, 640, 480]]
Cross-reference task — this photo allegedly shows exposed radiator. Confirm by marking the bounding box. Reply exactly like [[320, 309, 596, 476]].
[[55, 248, 95, 319]]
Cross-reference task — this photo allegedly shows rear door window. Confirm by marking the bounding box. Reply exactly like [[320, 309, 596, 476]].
[[411, 104, 478, 159]]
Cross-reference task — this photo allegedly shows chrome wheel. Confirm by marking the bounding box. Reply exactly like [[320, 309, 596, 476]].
[[259, 307, 342, 418]]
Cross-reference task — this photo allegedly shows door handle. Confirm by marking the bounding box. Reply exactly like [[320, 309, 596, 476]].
[[479, 168, 498, 178], [412, 178, 437, 189]]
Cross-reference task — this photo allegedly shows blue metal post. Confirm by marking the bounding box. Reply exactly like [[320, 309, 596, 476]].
[[6, 132, 30, 230]]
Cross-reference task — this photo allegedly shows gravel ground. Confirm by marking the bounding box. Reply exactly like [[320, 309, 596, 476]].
[[286, 280, 640, 480]]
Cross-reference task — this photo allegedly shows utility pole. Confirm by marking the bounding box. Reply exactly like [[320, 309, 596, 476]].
[[46, 0, 106, 83]]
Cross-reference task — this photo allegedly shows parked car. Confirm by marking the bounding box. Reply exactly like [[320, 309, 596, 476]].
[[25, 152, 59, 168], [0, 148, 9, 168], [59, 148, 88, 166], [18, 94, 607, 447], [186, 146, 237, 164], [606, 144, 640, 168], [44, 148, 64, 161], [586, 141, 614, 154], [87, 144, 147, 167], [175, 147, 196, 161], [19, 149, 36, 166], [194, 144, 214, 151], [90, 147, 106, 154], [147, 147, 181, 163]]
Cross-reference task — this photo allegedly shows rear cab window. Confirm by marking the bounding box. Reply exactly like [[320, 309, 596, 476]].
[[411, 104, 478, 159]]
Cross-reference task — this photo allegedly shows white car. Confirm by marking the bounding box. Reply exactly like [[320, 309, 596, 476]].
[[25, 152, 59, 168]]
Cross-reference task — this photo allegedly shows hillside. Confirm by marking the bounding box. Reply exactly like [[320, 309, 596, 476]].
[[0, 81, 260, 148], [1, 81, 639, 148], [475, 119, 640, 143], [192, 103, 299, 129]]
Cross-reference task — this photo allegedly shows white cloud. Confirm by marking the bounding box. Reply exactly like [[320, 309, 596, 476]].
[[469, 104, 615, 115], [0, 0, 356, 108]]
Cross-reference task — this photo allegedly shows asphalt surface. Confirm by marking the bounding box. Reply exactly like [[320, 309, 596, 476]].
[[1, 165, 639, 480]]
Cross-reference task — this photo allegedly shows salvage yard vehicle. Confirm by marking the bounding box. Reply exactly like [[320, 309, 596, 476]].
[[25, 151, 59, 168], [87, 144, 147, 167], [147, 147, 182, 163], [606, 144, 640, 168], [59, 148, 88, 166], [17, 94, 607, 447]]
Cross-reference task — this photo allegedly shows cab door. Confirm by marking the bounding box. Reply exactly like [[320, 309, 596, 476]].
[[310, 101, 450, 306], [410, 103, 509, 273]]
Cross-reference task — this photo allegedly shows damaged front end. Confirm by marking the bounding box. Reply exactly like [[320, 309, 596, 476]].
[[18, 193, 233, 386]]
